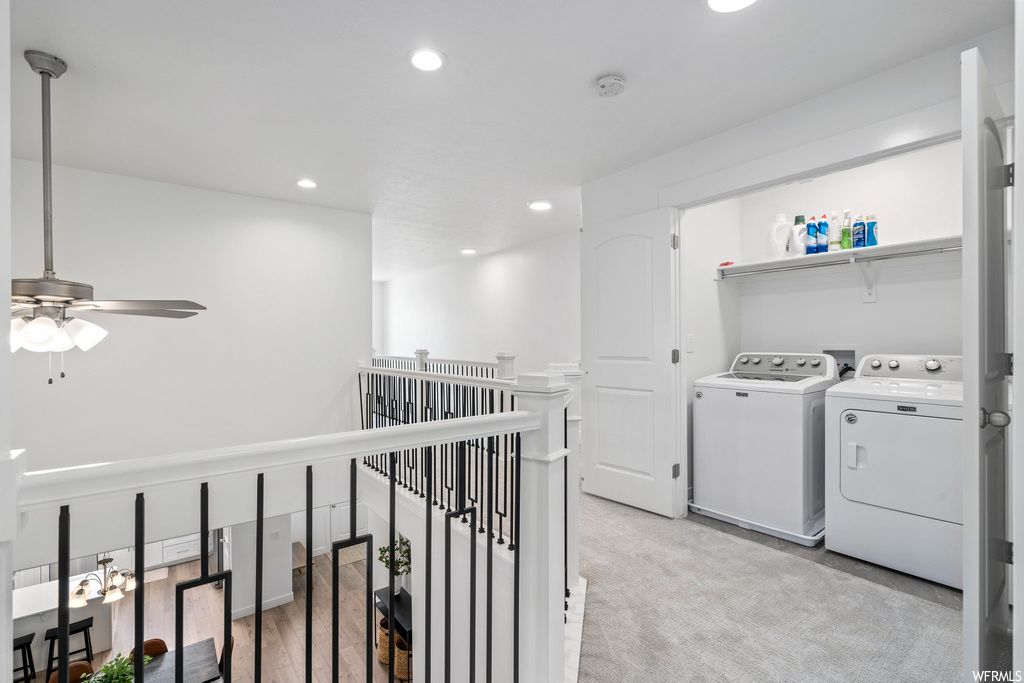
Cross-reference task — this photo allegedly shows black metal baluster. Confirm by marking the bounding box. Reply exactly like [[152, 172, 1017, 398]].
[[135, 493, 146, 683], [388, 451, 397, 683], [486, 437, 494, 683], [58, 505, 69, 683], [445, 506, 477, 683], [513, 433, 521, 683], [255, 474, 264, 683], [425, 446, 433, 683], [305, 466, 313, 683]]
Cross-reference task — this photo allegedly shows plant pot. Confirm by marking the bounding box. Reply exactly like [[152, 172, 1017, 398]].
[[394, 637, 412, 681], [377, 618, 390, 665]]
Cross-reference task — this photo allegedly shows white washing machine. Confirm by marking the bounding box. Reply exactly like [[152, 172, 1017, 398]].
[[691, 352, 838, 546], [825, 354, 963, 588]]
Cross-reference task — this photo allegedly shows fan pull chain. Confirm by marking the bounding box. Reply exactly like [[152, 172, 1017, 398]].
[[47, 352, 53, 385], [60, 343, 65, 378]]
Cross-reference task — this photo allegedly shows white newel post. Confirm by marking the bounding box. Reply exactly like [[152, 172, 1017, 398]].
[[547, 363, 581, 591], [513, 372, 569, 683], [1, 450, 26, 682], [496, 352, 517, 380], [415, 348, 430, 371]]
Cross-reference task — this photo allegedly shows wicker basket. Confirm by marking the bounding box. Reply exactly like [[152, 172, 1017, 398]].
[[377, 617, 390, 665], [394, 637, 412, 681]]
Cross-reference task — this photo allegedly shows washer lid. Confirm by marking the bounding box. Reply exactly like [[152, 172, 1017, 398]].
[[827, 377, 963, 407], [695, 372, 838, 395]]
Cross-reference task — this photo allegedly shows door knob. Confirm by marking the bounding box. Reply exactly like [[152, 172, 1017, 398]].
[[981, 408, 1012, 428]]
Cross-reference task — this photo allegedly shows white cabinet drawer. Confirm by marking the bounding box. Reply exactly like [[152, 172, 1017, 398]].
[[162, 539, 200, 564]]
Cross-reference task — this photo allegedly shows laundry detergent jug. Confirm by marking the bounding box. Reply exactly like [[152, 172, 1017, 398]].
[[767, 214, 792, 259], [787, 215, 808, 258]]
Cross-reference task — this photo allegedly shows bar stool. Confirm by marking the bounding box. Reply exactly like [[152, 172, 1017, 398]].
[[12, 632, 35, 683], [44, 616, 94, 682]]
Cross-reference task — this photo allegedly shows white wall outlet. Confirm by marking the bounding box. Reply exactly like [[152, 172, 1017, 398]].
[[686, 334, 695, 353], [270, 530, 281, 541]]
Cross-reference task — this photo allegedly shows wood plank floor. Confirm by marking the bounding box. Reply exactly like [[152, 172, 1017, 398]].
[[90, 548, 396, 682]]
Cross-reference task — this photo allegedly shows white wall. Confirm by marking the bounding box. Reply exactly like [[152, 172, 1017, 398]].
[[229, 514, 293, 619], [10, 161, 372, 471], [726, 140, 963, 358], [380, 230, 580, 373], [739, 141, 962, 263], [372, 280, 385, 354]]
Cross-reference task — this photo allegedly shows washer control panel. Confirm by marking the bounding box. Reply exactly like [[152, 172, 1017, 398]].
[[857, 354, 963, 381], [731, 353, 836, 378]]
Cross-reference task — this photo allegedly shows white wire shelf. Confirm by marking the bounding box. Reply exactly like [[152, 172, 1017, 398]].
[[714, 235, 962, 280]]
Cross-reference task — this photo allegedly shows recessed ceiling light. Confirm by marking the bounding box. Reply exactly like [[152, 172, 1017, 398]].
[[460, 248, 476, 255], [706, 0, 758, 12], [297, 179, 317, 189], [408, 48, 447, 71], [528, 200, 552, 211]]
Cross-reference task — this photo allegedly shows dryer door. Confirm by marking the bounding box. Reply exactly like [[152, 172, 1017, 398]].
[[839, 409, 962, 524]]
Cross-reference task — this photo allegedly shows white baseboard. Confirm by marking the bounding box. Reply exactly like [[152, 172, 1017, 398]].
[[231, 591, 294, 620]]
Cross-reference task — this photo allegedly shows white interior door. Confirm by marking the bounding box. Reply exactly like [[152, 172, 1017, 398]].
[[581, 207, 682, 517], [962, 46, 1012, 679]]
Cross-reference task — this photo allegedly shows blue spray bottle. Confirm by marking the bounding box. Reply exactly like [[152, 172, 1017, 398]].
[[805, 215, 818, 254]]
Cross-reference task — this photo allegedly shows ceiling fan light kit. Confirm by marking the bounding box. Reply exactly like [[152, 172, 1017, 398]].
[[11, 50, 206, 381]]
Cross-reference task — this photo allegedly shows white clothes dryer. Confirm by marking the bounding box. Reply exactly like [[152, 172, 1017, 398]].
[[825, 354, 963, 588], [691, 352, 838, 546]]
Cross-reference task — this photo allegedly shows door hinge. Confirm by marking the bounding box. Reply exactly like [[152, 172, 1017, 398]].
[[1004, 163, 1015, 187], [672, 463, 680, 479], [1008, 353, 1014, 376], [671, 349, 680, 363], [1006, 540, 1014, 565], [671, 233, 679, 249]]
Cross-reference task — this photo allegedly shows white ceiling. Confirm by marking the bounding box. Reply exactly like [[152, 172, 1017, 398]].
[[11, 0, 1013, 280]]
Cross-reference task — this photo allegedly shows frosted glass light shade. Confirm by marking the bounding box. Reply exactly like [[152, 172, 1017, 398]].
[[19, 316, 63, 352], [69, 589, 88, 608], [102, 584, 123, 604], [64, 317, 108, 351], [10, 318, 27, 352]]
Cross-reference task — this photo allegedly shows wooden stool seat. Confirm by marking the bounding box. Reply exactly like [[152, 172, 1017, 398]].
[[44, 616, 94, 682], [12, 632, 36, 683]]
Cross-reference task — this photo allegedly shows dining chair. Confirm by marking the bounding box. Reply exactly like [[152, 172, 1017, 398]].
[[129, 637, 169, 660], [218, 635, 234, 676], [47, 660, 93, 683]]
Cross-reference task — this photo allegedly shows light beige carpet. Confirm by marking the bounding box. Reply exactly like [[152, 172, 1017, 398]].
[[577, 493, 960, 682]]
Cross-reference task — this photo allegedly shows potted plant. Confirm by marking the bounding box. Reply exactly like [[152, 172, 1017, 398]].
[[377, 535, 411, 595], [82, 653, 151, 682]]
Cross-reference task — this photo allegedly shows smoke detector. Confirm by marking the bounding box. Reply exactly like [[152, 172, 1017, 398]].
[[594, 73, 626, 97]]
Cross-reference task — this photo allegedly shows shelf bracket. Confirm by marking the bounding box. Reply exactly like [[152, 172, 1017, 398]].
[[858, 260, 877, 303]]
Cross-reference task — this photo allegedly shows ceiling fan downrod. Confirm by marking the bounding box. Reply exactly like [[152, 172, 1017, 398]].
[[25, 50, 67, 280]]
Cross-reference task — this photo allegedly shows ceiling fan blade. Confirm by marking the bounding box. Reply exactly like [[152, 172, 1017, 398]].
[[11, 309, 31, 319], [70, 300, 206, 311], [85, 309, 199, 319]]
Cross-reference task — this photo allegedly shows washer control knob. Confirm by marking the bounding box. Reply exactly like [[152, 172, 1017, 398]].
[[871, 359, 882, 369], [810, 358, 821, 367], [796, 358, 806, 366], [750, 357, 761, 365], [739, 356, 749, 364], [889, 360, 900, 369], [772, 356, 784, 366], [925, 359, 942, 371]]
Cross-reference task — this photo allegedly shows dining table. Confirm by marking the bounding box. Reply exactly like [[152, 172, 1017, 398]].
[[142, 637, 221, 683]]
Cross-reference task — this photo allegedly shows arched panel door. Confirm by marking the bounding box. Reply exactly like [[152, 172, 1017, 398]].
[[581, 208, 682, 517]]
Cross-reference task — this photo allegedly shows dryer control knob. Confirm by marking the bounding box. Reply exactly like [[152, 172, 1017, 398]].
[[739, 356, 749, 364], [871, 359, 882, 369], [796, 358, 806, 366], [810, 358, 821, 367], [889, 360, 900, 369], [925, 359, 942, 371], [772, 356, 784, 366], [751, 357, 761, 364]]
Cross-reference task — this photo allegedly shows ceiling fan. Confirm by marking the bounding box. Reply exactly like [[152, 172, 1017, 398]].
[[10, 50, 205, 371]]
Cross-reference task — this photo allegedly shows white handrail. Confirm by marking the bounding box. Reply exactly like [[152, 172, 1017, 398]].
[[18, 411, 539, 510], [359, 364, 515, 391]]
